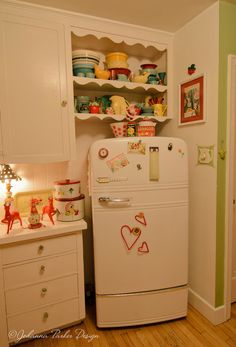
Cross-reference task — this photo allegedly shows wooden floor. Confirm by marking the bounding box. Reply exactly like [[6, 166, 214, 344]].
[[19, 303, 236, 346]]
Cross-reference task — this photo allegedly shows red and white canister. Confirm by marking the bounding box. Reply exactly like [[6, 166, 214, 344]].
[[54, 179, 80, 199], [55, 194, 85, 222]]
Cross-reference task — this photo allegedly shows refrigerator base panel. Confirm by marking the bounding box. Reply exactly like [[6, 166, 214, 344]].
[[96, 285, 188, 327]]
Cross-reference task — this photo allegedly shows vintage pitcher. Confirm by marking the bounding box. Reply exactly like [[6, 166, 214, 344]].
[[153, 103, 167, 117]]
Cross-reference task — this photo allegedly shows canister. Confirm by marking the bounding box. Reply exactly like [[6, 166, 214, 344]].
[[54, 179, 80, 199], [137, 120, 156, 137], [55, 194, 85, 222], [127, 121, 136, 137]]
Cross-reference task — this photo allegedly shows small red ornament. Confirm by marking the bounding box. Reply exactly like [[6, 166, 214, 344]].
[[89, 105, 100, 114], [188, 64, 196, 75]]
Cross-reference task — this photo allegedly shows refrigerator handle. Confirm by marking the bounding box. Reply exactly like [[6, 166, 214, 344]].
[[98, 197, 130, 203]]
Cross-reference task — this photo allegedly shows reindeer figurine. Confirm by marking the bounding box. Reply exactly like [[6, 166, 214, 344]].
[[28, 198, 42, 229], [5, 204, 22, 234], [42, 196, 56, 225]]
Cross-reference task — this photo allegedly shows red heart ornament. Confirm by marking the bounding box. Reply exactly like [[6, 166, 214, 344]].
[[135, 212, 147, 226], [121, 225, 141, 251], [138, 241, 149, 253]]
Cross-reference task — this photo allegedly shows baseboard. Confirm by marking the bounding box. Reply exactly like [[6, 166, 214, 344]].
[[188, 288, 226, 325]]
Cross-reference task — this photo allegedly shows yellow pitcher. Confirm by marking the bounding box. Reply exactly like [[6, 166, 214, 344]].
[[153, 103, 167, 117]]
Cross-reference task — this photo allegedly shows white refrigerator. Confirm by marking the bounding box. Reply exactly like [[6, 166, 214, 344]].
[[89, 137, 188, 327]]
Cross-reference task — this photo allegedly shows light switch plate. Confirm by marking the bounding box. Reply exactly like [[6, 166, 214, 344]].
[[197, 145, 214, 166]]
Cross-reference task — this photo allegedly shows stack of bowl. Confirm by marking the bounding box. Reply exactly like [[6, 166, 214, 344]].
[[72, 49, 100, 77], [106, 52, 131, 80], [140, 64, 159, 84]]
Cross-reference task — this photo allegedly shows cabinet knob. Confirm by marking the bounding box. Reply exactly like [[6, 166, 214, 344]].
[[61, 100, 68, 107], [40, 265, 45, 273], [38, 245, 44, 253], [41, 287, 47, 296], [43, 312, 49, 320]]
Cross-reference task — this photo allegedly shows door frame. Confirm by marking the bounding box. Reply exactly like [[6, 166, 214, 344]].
[[225, 54, 236, 320]]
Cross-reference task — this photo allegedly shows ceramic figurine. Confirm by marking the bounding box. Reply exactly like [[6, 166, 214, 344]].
[[42, 196, 56, 225], [94, 64, 110, 80], [4, 204, 22, 234], [132, 72, 150, 84], [28, 198, 42, 229]]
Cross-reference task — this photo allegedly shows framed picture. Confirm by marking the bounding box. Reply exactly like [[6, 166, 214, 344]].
[[179, 74, 205, 125]]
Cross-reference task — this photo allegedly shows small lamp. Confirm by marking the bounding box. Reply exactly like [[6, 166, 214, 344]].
[[0, 164, 21, 223]]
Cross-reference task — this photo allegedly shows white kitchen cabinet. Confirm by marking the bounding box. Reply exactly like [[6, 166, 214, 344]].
[[0, 219, 87, 346], [0, 14, 71, 163]]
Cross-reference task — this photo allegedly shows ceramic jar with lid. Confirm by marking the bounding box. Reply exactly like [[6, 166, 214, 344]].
[[54, 179, 84, 221], [137, 120, 156, 137]]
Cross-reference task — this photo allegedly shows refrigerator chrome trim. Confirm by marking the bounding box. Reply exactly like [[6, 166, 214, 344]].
[[96, 284, 189, 298], [98, 197, 130, 203]]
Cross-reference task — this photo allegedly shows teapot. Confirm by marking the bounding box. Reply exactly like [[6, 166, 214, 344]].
[[152, 103, 167, 117]]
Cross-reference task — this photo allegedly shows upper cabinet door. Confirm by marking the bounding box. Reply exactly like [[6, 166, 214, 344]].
[[0, 14, 70, 163]]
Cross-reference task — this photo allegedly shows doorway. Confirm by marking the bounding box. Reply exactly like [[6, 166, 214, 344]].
[[225, 54, 236, 320]]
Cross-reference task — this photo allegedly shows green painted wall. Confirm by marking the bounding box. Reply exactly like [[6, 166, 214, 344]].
[[216, 0, 236, 307]]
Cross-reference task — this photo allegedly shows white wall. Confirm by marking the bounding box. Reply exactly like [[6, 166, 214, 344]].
[[161, 3, 219, 309]]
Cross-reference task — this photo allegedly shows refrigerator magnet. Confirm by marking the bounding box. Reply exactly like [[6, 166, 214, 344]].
[[107, 153, 129, 172], [98, 148, 109, 159], [149, 147, 159, 181], [127, 141, 146, 154], [121, 224, 141, 251], [138, 241, 149, 253], [135, 212, 147, 226]]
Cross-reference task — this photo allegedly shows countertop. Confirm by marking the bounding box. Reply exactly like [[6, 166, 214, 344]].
[[0, 218, 87, 246]]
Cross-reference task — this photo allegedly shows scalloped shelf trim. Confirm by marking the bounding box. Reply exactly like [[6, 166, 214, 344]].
[[73, 77, 167, 93], [75, 113, 171, 122], [71, 30, 167, 52]]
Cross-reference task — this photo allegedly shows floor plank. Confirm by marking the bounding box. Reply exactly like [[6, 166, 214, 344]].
[[18, 303, 236, 347]]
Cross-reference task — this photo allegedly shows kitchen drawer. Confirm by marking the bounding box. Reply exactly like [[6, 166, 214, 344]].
[[8, 298, 80, 343], [2, 234, 76, 265], [6, 274, 78, 316], [4, 252, 77, 290]]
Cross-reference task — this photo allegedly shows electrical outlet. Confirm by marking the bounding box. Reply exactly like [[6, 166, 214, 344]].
[[197, 145, 214, 166]]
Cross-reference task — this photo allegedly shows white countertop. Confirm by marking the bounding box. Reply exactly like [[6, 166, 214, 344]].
[[0, 218, 87, 246]]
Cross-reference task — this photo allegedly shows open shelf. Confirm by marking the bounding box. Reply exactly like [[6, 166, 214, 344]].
[[73, 76, 167, 94], [74, 113, 170, 122]]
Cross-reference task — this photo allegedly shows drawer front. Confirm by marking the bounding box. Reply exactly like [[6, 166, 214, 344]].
[[6, 274, 78, 316], [8, 298, 80, 343], [4, 253, 77, 290], [2, 234, 76, 265]]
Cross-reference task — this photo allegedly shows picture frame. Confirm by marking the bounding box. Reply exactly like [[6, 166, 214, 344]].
[[179, 74, 206, 125]]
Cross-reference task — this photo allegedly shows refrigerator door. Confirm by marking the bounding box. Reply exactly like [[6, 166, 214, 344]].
[[92, 194, 188, 295], [89, 137, 188, 191]]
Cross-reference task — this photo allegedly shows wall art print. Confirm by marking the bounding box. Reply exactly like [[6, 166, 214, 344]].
[[179, 74, 206, 125]]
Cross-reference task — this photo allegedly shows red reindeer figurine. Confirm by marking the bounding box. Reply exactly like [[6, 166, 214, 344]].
[[42, 196, 56, 225], [5, 204, 23, 234]]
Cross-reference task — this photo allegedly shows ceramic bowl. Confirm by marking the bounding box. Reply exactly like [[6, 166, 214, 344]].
[[140, 68, 158, 75], [72, 49, 100, 61], [109, 68, 131, 80], [72, 63, 94, 69], [140, 63, 158, 69], [86, 72, 95, 78], [106, 52, 128, 63], [117, 74, 128, 81], [73, 67, 94, 75], [110, 122, 128, 137]]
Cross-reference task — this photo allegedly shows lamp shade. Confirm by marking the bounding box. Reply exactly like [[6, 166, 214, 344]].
[[0, 164, 21, 183]]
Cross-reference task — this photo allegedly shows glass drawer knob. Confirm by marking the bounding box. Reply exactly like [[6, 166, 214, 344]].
[[38, 245, 44, 253], [41, 288, 47, 296], [40, 265, 45, 273], [43, 312, 49, 320]]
